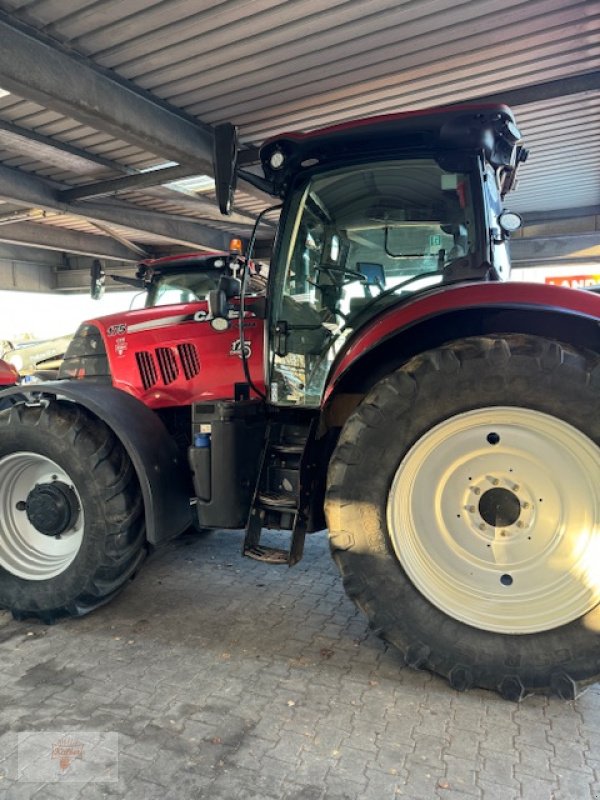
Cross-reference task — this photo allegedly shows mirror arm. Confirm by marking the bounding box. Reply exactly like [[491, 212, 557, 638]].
[[238, 169, 275, 195]]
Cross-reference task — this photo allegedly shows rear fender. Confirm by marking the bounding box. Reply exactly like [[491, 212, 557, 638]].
[[0, 381, 190, 545], [323, 282, 600, 424]]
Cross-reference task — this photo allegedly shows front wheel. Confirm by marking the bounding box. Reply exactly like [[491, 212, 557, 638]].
[[326, 335, 600, 699], [0, 399, 146, 621]]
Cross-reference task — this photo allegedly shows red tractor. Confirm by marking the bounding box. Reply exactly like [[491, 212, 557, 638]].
[[1, 104, 599, 700], [109, 244, 267, 308]]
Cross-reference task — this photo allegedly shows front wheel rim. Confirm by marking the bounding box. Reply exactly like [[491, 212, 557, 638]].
[[0, 452, 84, 580], [387, 407, 600, 634]]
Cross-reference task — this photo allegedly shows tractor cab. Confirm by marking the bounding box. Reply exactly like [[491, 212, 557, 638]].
[[217, 103, 528, 405], [111, 242, 267, 308], [139, 252, 234, 308]]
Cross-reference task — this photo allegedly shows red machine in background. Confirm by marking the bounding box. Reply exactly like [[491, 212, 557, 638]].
[[1, 103, 600, 701], [0, 359, 18, 387]]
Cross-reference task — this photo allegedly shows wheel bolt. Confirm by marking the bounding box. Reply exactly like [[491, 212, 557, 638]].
[[487, 476, 499, 486], [479, 523, 486, 531], [472, 487, 481, 496], [522, 501, 530, 509], [517, 521, 525, 529], [512, 484, 520, 492], [16, 501, 26, 511], [466, 505, 476, 513], [500, 530, 507, 537]]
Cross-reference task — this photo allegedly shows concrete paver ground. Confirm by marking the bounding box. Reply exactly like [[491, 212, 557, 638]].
[[1, 529, 599, 800]]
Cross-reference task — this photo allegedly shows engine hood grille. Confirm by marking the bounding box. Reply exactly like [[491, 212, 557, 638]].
[[135, 343, 200, 390]]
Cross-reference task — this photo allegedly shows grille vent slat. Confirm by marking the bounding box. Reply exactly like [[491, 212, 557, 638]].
[[135, 351, 158, 390], [136, 343, 199, 390], [156, 347, 179, 384], [177, 343, 200, 379]]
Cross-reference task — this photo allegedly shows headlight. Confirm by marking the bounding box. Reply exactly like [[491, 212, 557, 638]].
[[58, 324, 109, 380]]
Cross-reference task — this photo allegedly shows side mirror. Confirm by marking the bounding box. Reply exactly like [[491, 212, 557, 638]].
[[90, 259, 105, 300], [213, 123, 238, 216], [207, 289, 229, 331], [207, 276, 241, 331], [220, 275, 241, 299]]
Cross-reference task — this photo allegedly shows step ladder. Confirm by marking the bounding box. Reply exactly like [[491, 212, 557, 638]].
[[243, 418, 316, 566]]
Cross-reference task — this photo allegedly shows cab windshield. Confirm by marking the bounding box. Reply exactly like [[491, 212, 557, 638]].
[[145, 270, 224, 307], [270, 158, 479, 405]]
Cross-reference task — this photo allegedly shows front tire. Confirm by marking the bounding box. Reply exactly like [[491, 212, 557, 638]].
[[0, 399, 146, 621], [326, 335, 600, 699]]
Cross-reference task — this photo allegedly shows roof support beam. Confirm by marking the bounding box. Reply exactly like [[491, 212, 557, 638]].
[[522, 206, 600, 223], [61, 165, 197, 201], [61, 175, 261, 228], [0, 248, 55, 292], [54, 267, 137, 293], [0, 221, 137, 261], [88, 221, 149, 258], [472, 71, 600, 108], [0, 14, 215, 172], [142, 187, 269, 228], [75, 199, 232, 250], [0, 118, 136, 176], [510, 233, 600, 263], [0, 162, 231, 251]]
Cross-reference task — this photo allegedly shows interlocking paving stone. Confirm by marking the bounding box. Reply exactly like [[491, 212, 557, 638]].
[[1, 529, 599, 799]]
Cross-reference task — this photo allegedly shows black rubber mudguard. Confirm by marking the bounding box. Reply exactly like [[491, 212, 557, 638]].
[[0, 381, 190, 545]]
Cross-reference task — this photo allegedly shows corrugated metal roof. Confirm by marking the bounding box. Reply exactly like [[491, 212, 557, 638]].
[[510, 93, 600, 212], [0, 0, 597, 250]]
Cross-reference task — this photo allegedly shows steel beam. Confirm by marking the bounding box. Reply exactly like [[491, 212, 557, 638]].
[[0, 162, 231, 251], [510, 233, 600, 263], [61, 165, 198, 201], [0, 118, 136, 176], [0, 222, 137, 261], [74, 199, 232, 250], [63, 178, 261, 227], [0, 162, 63, 209], [142, 187, 269, 227], [0, 243, 56, 292], [471, 72, 600, 109], [88, 221, 148, 258], [54, 266, 137, 292], [0, 14, 215, 172], [521, 206, 600, 223]]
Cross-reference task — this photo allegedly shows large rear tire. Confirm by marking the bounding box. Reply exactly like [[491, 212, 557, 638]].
[[326, 335, 600, 699], [0, 399, 146, 621]]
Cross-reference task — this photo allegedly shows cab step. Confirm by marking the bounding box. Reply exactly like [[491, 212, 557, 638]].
[[243, 417, 317, 566], [245, 545, 290, 564]]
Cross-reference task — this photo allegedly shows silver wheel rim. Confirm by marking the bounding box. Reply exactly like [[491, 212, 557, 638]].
[[0, 452, 84, 580], [386, 407, 600, 634]]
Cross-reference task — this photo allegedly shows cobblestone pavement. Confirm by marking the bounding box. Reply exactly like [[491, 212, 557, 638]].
[[1, 529, 599, 800]]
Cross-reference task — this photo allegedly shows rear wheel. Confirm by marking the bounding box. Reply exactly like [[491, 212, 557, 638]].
[[326, 335, 600, 698], [0, 399, 146, 621]]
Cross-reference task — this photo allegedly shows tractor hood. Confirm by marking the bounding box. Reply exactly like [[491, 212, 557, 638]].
[[59, 298, 266, 408]]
